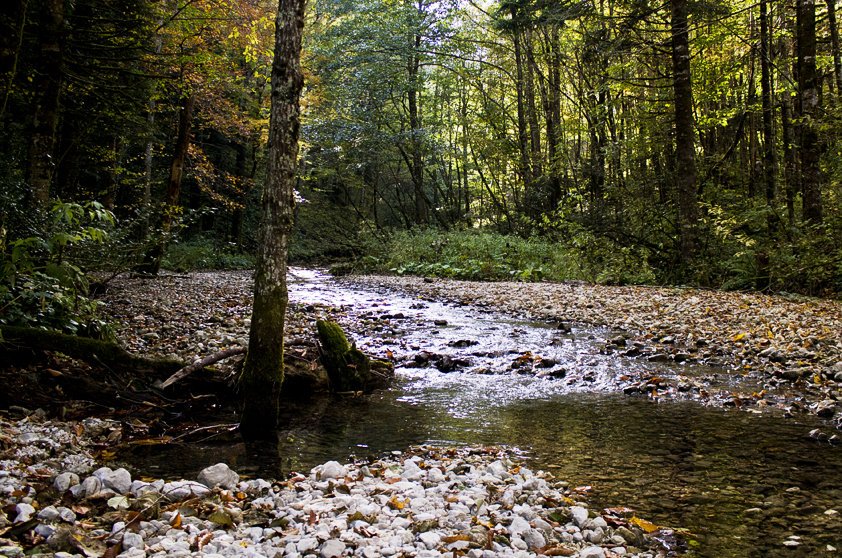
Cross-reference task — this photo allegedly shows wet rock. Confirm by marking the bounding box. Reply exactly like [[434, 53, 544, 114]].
[[448, 339, 478, 348], [537, 367, 567, 379], [815, 400, 837, 418], [197, 463, 240, 490], [647, 353, 670, 363], [776, 368, 808, 381], [433, 319, 448, 326]]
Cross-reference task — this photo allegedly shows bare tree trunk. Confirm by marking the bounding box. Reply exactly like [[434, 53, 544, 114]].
[[25, 0, 64, 206], [781, 93, 797, 227], [797, 0, 823, 224], [239, 0, 305, 438], [671, 0, 699, 267]]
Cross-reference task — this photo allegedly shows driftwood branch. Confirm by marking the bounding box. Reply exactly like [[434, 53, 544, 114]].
[[161, 346, 246, 389]]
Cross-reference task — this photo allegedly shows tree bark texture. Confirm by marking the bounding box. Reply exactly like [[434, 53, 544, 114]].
[[671, 0, 699, 266], [25, 0, 64, 206], [239, 0, 305, 438], [797, 0, 823, 224]]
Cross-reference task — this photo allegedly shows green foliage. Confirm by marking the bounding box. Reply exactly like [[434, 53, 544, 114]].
[[0, 200, 115, 338], [162, 236, 256, 271], [356, 228, 571, 281]]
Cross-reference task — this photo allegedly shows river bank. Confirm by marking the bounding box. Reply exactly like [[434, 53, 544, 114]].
[[0, 413, 672, 557]]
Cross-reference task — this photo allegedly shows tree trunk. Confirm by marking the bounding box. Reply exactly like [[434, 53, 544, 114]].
[[512, 30, 531, 191], [781, 93, 797, 227], [760, 0, 777, 208], [25, 0, 65, 206], [827, 0, 842, 95], [138, 93, 195, 274], [239, 0, 305, 439], [671, 0, 699, 268], [797, 0, 823, 224], [0, 0, 28, 120], [407, 33, 426, 224]]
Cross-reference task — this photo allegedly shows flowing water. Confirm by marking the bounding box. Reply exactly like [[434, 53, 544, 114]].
[[120, 270, 842, 557]]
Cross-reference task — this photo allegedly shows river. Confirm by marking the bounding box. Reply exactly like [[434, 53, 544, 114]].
[[120, 269, 842, 557]]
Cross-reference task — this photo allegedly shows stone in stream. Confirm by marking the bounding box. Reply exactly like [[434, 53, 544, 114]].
[[197, 463, 239, 490]]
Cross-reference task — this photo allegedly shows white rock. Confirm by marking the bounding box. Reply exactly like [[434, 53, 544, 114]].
[[579, 546, 606, 558], [162, 480, 211, 501], [507, 516, 530, 537], [317, 461, 348, 481], [570, 506, 589, 526], [419, 532, 441, 549], [297, 537, 319, 553], [122, 532, 144, 550], [320, 539, 345, 558], [99, 467, 132, 494], [522, 528, 546, 550], [14, 503, 35, 523], [427, 467, 445, 483], [37, 505, 60, 521], [197, 463, 240, 490]]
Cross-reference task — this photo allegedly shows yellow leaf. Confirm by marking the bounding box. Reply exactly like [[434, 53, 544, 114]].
[[387, 495, 407, 510], [630, 516, 658, 533], [733, 332, 746, 341]]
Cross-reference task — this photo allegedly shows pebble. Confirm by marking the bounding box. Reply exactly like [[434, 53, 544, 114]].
[[0, 415, 666, 558]]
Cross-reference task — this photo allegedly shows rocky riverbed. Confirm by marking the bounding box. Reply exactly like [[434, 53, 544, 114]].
[[0, 413, 673, 557]]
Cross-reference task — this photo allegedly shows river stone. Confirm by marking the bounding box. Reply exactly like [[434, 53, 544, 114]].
[[317, 461, 348, 481], [427, 467, 445, 483], [419, 532, 441, 549], [37, 505, 60, 522], [197, 463, 240, 490], [78, 476, 103, 497], [579, 546, 607, 558], [122, 532, 144, 550], [320, 539, 345, 558], [53, 472, 79, 493], [507, 515, 530, 537], [94, 467, 132, 494], [570, 506, 589, 526], [162, 480, 211, 501], [401, 461, 423, 481], [522, 528, 546, 549], [14, 503, 35, 523], [0, 546, 23, 557]]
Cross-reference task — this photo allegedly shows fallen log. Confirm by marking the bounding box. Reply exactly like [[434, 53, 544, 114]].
[[0, 325, 183, 378]]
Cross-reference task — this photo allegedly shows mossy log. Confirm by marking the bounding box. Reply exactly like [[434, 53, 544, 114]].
[[0, 325, 184, 378], [315, 320, 393, 393]]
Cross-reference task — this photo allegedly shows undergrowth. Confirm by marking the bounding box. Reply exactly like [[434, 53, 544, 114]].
[[353, 228, 657, 284]]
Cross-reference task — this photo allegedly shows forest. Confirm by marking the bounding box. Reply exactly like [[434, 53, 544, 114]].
[[2, 2, 842, 556], [1, 0, 842, 337]]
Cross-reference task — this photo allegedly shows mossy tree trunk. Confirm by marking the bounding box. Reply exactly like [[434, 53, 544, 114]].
[[238, 0, 305, 439]]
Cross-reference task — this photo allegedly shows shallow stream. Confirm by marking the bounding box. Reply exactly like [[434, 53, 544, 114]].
[[122, 270, 842, 556]]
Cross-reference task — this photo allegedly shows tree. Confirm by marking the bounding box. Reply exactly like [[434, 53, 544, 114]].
[[670, 0, 698, 267], [238, 0, 305, 438]]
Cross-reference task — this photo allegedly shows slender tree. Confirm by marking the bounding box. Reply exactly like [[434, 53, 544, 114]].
[[239, 0, 305, 438], [670, 0, 698, 266]]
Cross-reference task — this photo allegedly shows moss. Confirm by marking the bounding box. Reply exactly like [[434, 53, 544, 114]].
[[0, 325, 183, 377], [316, 319, 385, 392]]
